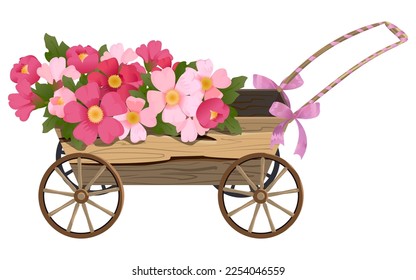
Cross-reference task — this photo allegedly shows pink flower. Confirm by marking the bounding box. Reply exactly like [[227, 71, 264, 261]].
[[10, 55, 41, 85], [66, 45, 99, 73], [37, 57, 80, 84], [88, 58, 145, 101], [63, 83, 127, 145], [101, 43, 138, 64], [136, 40, 173, 71], [147, 67, 202, 125], [8, 80, 43, 121], [195, 59, 231, 100], [176, 116, 208, 142], [196, 98, 230, 129], [48, 87, 76, 118], [114, 96, 157, 143]]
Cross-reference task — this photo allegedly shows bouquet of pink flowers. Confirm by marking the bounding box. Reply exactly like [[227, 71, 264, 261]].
[[9, 34, 246, 148]]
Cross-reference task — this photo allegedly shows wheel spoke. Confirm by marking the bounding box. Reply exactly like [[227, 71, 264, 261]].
[[228, 200, 255, 217], [48, 199, 75, 217], [55, 167, 77, 192], [265, 166, 288, 192], [267, 199, 294, 217], [248, 203, 261, 233], [77, 157, 83, 189], [85, 165, 107, 191], [64, 170, 73, 176], [87, 199, 114, 216], [268, 189, 299, 197], [263, 203, 276, 232], [43, 188, 74, 197], [223, 187, 253, 197], [236, 165, 258, 191], [259, 157, 265, 189], [67, 203, 80, 232], [82, 204, 94, 233], [89, 187, 120, 196]]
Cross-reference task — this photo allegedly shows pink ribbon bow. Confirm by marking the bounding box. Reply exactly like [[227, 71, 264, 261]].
[[269, 102, 320, 158], [253, 74, 304, 108]]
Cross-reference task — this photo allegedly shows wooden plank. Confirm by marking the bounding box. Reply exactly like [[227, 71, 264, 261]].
[[72, 157, 272, 185], [59, 117, 280, 164]]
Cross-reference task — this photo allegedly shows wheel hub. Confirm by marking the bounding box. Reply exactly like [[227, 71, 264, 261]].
[[74, 189, 89, 203], [253, 189, 268, 203]]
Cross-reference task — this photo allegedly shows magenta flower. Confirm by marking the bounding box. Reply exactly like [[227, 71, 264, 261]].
[[37, 57, 80, 84], [66, 45, 99, 74], [136, 40, 173, 71], [63, 83, 127, 145], [147, 67, 202, 125], [114, 96, 157, 143], [101, 43, 138, 64], [48, 87, 76, 118], [88, 58, 145, 101], [196, 98, 230, 129], [10, 55, 41, 85], [8, 80, 43, 121], [195, 59, 231, 100]]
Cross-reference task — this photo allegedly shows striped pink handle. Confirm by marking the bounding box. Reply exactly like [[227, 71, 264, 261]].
[[280, 21, 408, 109]]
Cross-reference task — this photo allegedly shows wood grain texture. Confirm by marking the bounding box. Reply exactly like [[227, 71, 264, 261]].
[[58, 117, 280, 164]]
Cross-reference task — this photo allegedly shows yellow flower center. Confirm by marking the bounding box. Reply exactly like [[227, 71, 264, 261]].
[[210, 110, 219, 120], [21, 64, 29, 74], [87, 105, 104, 124], [126, 111, 140, 125], [57, 97, 64, 105], [108, 74, 122, 89], [165, 90, 180, 106], [78, 53, 88, 62], [201, 77, 213, 91]]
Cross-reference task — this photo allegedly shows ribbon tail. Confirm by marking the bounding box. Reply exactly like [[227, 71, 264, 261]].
[[294, 119, 307, 158], [270, 122, 286, 148], [253, 74, 278, 89]]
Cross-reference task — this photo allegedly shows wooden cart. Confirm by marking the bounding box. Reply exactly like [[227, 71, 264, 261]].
[[38, 21, 407, 239], [39, 89, 303, 238]]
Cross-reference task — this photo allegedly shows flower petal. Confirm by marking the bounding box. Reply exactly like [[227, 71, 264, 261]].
[[130, 123, 147, 143], [98, 117, 124, 144], [73, 121, 98, 145], [62, 65, 81, 80], [98, 57, 119, 77], [37, 63, 53, 84], [118, 120, 131, 140], [126, 96, 145, 112], [204, 87, 223, 100], [15, 104, 35, 121], [196, 59, 213, 77], [211, 68, 231, 88], [140, 108, 157, 127], [75, 83, 100, 107], [179, 118, 198, 142], [147, 90, 166, 113], [194, 117, 208, 136], [63, 101, 87, 123], [49, 57, 66, 82], [88, 71, 108, 87], [121, 48, 138, 64], [175, 68, 201, 95], [151, 67, 175, 93], [162, 105, 186, 125], [101, 92, 127, 116], [180, 93, 202, 117]]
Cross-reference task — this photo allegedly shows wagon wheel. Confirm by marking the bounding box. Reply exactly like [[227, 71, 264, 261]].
[[56, 142, 115, 192], [214, 149, 281, 198], [39, 153, 124, 238], [218, 153, 303, 238]]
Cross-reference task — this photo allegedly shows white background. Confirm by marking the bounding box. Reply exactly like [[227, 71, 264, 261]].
[[1, 0, 415, 279]]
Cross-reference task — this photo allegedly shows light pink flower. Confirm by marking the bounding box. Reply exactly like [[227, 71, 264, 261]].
[[63, 83, 127, 145], [66, 45, 99, 74], [37, 57, 80, 84], [147, 67, 202, 125], [48, 87, 76, 118], [8, 80, 43, 121], [114, 96, 156, 143], [10, 55, 41, 85], [136, 40, 173, 71], [175, 116, 208, 142], [101, 43, 138, 64], [195, 59, 231, 100], [196, 98, 230, 129]]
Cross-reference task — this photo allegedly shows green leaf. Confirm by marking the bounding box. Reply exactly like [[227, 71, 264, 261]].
[[224, 117, 242, 134], [141, 73, 157, 90], [33, 83, 54, 101], [62, 76, 76, 92], [98, 44, 108, 57], [70, 137, 85, 150], [222, 91, 239, 105], [61, 122, 77, 139], [174, 61, 187, 82], [129, 89, 146, 100], [42, 115, 59, 133], [187, 61, 197, 70], [216, 122, 225, 131], [44, 34, 69, 61], [220, 76, 247, 105], [152, 114, 178, 136]]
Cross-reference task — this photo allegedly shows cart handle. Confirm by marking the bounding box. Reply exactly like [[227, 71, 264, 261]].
[[280, 21, 408, 110]]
